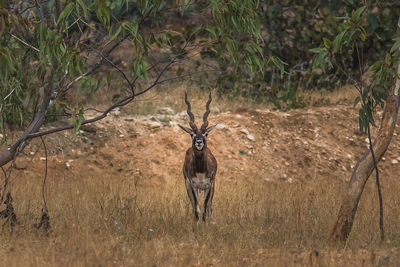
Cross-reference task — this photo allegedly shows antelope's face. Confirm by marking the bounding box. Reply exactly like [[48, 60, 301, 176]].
[[192, 131, 207, 151]]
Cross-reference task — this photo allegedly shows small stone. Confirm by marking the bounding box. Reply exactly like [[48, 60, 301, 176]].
[[236, 114, 242, 118], [149, 122, 161, 129], [247, 134, 255, 141], [347, 154, 352, 159], [240, 128, 250, 135], [159, 107, 175, 115], [216, 124, 226, 130], [119, 134, 124, 137], [391, 159, 398, 165], [39, 157, 46, 161], [30, 151, 35, 155], [112, 108, 121, 116], [66, 159, 74, 168]]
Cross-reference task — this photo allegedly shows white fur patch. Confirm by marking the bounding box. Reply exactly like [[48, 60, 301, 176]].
[[191, 172, 212, 190]]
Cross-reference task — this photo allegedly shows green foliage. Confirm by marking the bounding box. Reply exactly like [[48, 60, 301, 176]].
[[311, 5, 400, 132]]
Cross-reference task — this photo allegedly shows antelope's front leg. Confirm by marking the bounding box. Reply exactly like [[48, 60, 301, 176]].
[[203, 180, 215, 221], [185, 178, 199, 221]]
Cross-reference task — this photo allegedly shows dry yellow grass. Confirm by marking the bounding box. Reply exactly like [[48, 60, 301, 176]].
[[0, 167, 399, 266], [1, 83, 399, 266]]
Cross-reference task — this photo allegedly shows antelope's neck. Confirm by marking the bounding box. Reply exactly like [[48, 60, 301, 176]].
[[194, 149, 207, 173]]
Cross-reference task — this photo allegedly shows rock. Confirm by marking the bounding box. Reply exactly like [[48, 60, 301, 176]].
[[111, 107, 120, 116], [247, 134, 255, 141], [178, 111, 187, 117], [80, 125, 97, 133], [159, 107, 175, 115], [236, 114, 242, 118], [40, 157, 46, 161], [391, 159, 398, 165], [148, 121, 162, 129], [240, 128, 250, 135], [66, 159, 74, 168], [216, 124, 226, 130]]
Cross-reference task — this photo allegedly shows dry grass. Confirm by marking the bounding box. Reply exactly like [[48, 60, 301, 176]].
[[1, 167, 400, 266], [125, 83, 360, 118], [1, 82, 398, 266]]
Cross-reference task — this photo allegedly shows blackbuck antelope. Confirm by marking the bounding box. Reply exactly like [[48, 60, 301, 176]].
[[178, 92, 217, 221]]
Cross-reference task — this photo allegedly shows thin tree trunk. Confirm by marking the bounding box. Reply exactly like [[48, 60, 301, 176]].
[[0, 85, 52, 167], [330, 17, 400, 244]]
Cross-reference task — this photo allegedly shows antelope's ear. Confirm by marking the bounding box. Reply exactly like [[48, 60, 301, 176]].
[[178, 124, 194, 135], [204, 124, 217, 136]]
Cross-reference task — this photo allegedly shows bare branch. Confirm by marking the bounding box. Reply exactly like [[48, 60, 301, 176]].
[[0, 88, 16, 111], [39, 136, 48, 210], [9, 34, 40, 52]]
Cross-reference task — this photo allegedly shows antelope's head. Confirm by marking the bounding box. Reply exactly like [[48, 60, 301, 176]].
[[178, 92, 217, 151]]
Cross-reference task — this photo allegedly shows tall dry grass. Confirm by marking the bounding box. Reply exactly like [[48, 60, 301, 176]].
[[1, 166, 400, 266]]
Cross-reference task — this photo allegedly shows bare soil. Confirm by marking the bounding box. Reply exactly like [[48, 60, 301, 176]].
[[12, 103, 400, 187]]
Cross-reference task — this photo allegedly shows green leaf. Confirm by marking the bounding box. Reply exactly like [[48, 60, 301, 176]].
[[385, 53, 391, 64], [390, 37, 400, 54], [73, 107, 85, 133], [332, 30, 346, 52], [309, 47, 325, 53], [205, 27, 217, 40], [57, 2, 74, 26], [323, 38, 332, 50], [109, 25, 122, 41], [189, 26, 203, 40], [353, 96, 360, 108], [351, 6, 366, 22], [269, 56, 286, 78], [312, 51, 328, 73]]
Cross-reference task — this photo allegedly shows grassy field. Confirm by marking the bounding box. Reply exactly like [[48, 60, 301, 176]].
[[0, 166, 399, 266], [0, 85, 399, 266]]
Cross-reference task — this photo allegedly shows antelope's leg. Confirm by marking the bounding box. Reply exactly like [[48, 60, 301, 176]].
[[203, 180, 215, 221], [185, 179, 199, 221]]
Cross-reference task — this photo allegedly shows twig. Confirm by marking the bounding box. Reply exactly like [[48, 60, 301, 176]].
[[39, 137, 48, 210], [0, 88, 16, 111]]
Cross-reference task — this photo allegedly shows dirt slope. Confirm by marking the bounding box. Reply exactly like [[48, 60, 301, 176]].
[[10, 104, 400, 188]]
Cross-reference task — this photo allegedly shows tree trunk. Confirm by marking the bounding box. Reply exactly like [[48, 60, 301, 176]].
[[330, 17, 400, 244], [0, 85, 52, 167]]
